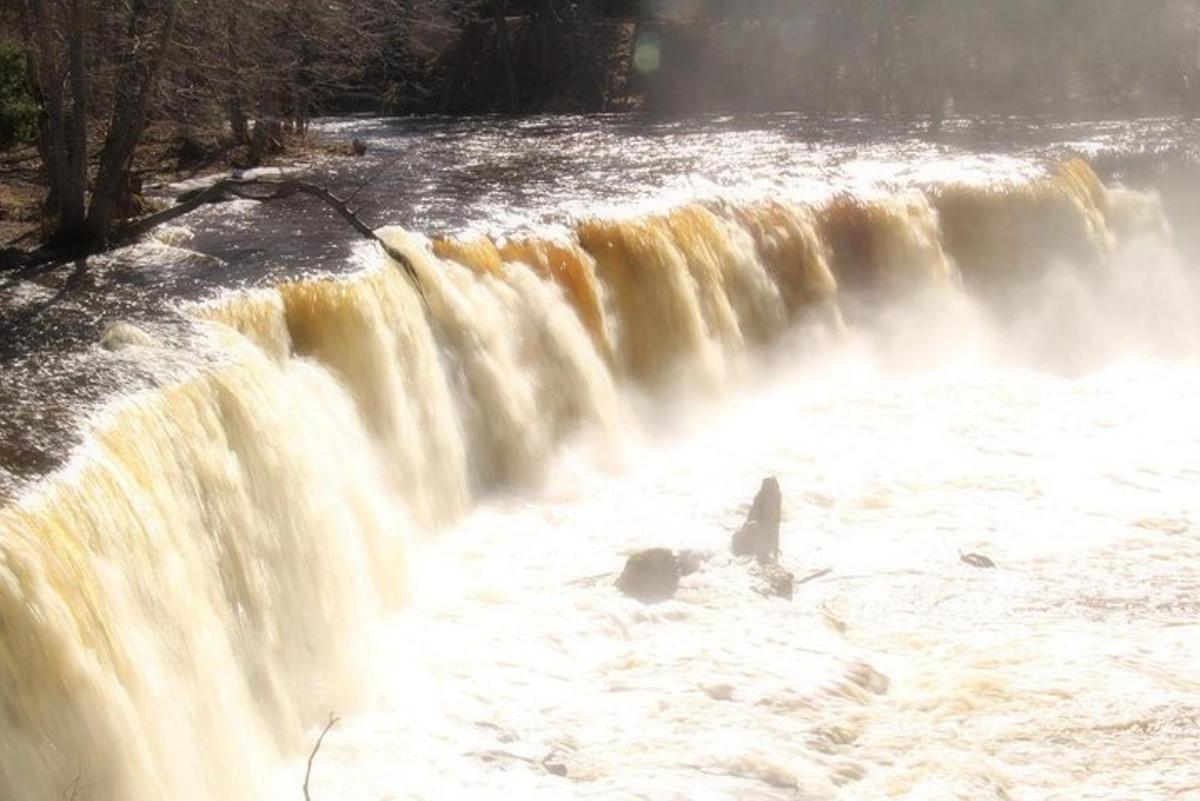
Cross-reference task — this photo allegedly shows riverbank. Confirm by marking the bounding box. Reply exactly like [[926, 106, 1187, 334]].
[[0, 125, 360, 259]]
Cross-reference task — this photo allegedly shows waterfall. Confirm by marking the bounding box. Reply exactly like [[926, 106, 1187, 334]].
[[0, 161, 1177, 801]]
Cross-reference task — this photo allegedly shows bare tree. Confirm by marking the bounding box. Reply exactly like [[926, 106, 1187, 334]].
[[18, 0, 89, 242], [16, 0, 178, 248], [85, 0, 179, 241]]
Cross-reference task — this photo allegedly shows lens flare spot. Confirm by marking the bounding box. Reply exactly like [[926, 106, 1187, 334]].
[[633, 33, 662, 74]]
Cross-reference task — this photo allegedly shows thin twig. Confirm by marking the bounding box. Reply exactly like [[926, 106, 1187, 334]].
[[343, 150, 406, 207], [796, 567, 832, 586], [303, 712, 340, 801]]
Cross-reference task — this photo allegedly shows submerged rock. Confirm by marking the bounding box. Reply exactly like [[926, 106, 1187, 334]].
[[616, 548, 680, 603], [752, 562, 794, 600], [732, 476, 782, 563]]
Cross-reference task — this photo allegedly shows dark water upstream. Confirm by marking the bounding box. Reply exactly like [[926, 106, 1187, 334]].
[[2, 113, 1200, 801]]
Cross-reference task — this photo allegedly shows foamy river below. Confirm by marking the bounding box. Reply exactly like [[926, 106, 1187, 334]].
[[282, 341, 1200, 801]]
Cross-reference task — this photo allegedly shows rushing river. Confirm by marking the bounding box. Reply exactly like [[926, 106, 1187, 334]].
[[1, 114, 1199, 801]]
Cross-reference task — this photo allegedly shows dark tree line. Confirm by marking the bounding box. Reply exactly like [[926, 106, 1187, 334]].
[[630, 0, 1200, 117], [2, 0, 1199, 251]]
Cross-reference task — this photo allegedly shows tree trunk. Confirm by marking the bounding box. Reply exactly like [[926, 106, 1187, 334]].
[[225, 7, 249, 143], [494, 1, 520, 112], [20, 0, 89, 244], [85, 0, 180, 245], [63, 0, 89, 238], [440, 20, 488, 113]]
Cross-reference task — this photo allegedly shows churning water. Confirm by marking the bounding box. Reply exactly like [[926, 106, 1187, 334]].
[[1, 114, 1198, 801]]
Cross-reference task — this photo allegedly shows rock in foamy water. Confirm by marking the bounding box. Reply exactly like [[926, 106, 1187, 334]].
[[732, 476, 782, 563], [616, 548, 680, 603], [100, 321, 157, 351], [960, 551, 996, 569]]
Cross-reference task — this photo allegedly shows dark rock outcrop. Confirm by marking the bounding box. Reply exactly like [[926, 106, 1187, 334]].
[[732, 476, 782, 563], [616, 548, 681, 603]]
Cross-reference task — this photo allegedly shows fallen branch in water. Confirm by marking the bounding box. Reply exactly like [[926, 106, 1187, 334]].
[[303, 713, 340, 801], [4, 178, 426, 301], [119, 178, 423, 296], [465, 747, 570, 777], [567, 571, 616, 587]]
